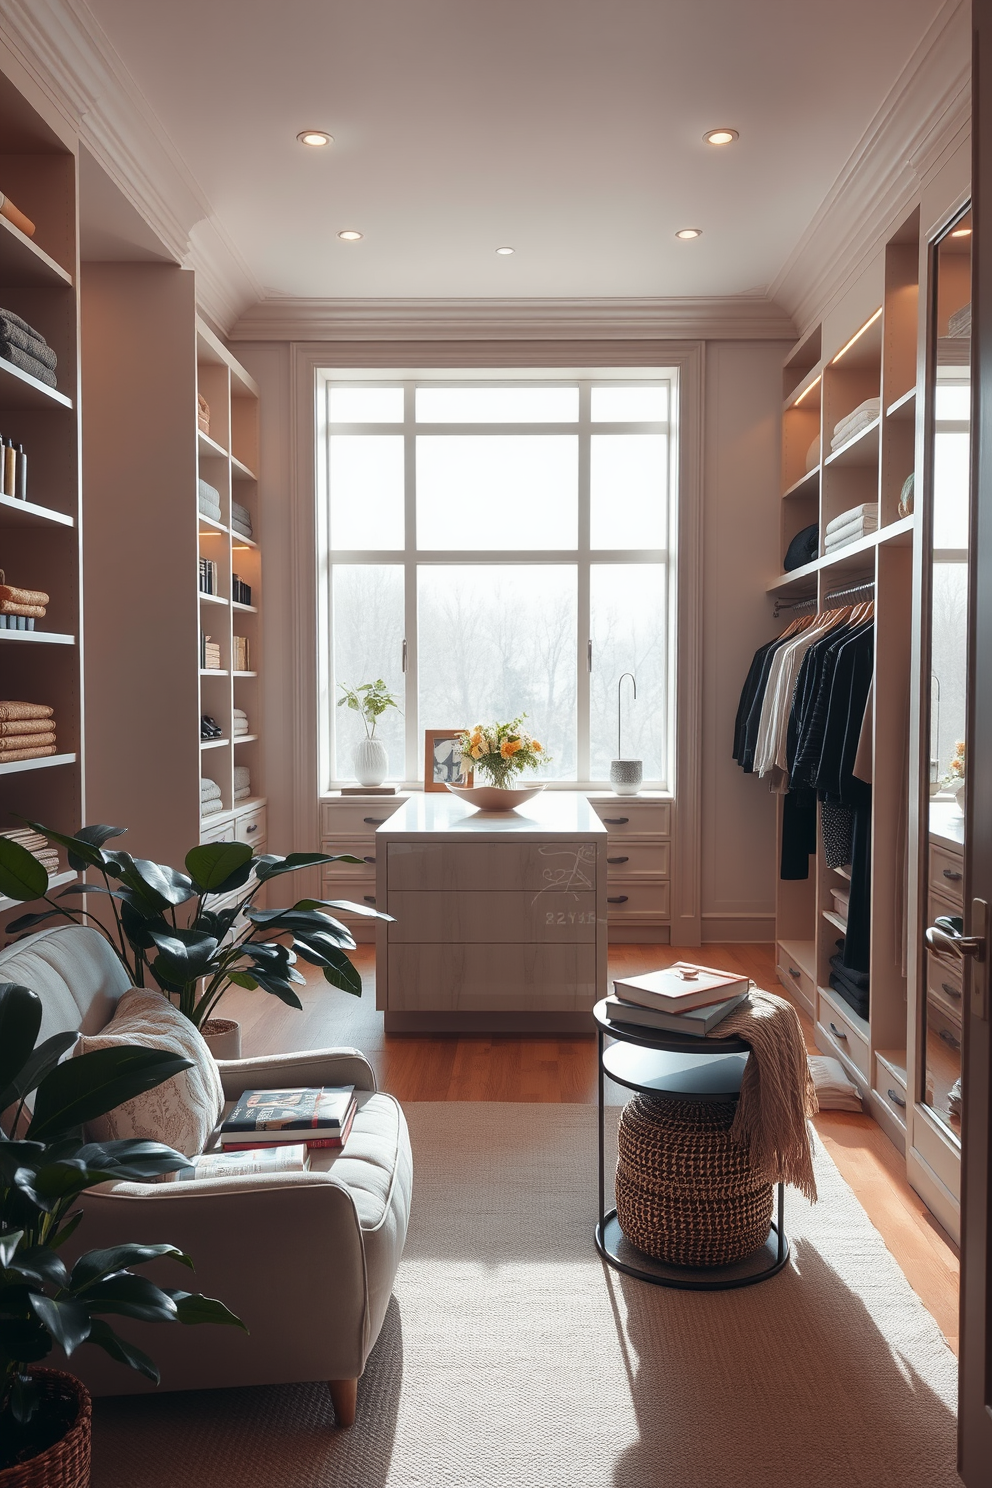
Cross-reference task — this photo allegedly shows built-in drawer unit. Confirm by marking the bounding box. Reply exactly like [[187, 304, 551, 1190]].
[[200, 818, 236, 845], [385, 943, 598, 1013], [603, 842, 670, 877], [588, 794, 672, 933], [927, 957, 963, 1029], [874, 1061, 908, 1128], [321, 799, 405, 841], [386, 840, 597, 894], [321, 796, 411, 939], [320, 838, 378, 881], [589, 798, 672, 839], [817, 987, 870, 1080], [775, 944, 815, 1018], [233, 803, 266, 845], [386, 890, 598, 943], [604, 881, 671, 921], [929, 841, 964, 908]]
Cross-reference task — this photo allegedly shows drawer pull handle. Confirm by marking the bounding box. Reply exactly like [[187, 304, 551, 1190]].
[[363, 855, 376, 864], [887, 1088, 907, 1109], [942, 868, 963, 882], [788, 966, 801, 980], [938, 1027, 961, 1050], [607, 895, 629, 904], [364, 816, 388, 825], [829, 1021, 848, 1041], [603, 817, 629, 825], [246, 824, 258, 834], [607, 856, 629, 865], [363, 895, 376, 904], [940, 982, 962, 999]]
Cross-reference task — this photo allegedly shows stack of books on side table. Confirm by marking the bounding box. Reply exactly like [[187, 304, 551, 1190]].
[[605, 962, 750, 1037], [218, 1086, 357, 1151]]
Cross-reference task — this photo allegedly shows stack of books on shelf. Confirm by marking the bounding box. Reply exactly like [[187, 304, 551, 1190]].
[[604, 962, 751, 1037], [232, 574, 252, 605], [0, 306, 58, 390], [233, 634, 250, 671], [198, 557, 219, 595], [200, 633, 222, 669], [0, 826, 59, 878], [218, 1086, 357, 1152], [231, 500, 253, 540], [0, 702, 57, 763], [0, 576, 49, 631], [233, 707, 249, 737]]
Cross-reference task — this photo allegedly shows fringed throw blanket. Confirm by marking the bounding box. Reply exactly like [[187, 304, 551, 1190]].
[[707, 987, 818, 1200]]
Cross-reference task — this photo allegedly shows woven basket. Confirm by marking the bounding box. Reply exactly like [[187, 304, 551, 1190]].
[[0, 1371, 91, 1488], [616, 1093, 773, 1267]]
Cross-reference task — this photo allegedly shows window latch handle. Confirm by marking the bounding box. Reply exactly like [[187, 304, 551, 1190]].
[[402, 639, 408, 673], [587, 639, 592, 672]]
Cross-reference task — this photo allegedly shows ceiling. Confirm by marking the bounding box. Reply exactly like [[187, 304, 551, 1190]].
[[83, 0, 947, 302]]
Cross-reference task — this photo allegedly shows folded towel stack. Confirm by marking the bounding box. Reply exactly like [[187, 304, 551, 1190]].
[[0, 826, 59, 877], [0, 701, 56, 761], [0, 579, 49, 631], [234, 765, 251, 802], [947, 302, 971, 339], [0, 308, 58, 389], [198, 478, 222, 523], [830, 397, 880, 452], [201, 776, 224, 817], [233, 635, 250, 672], [823, 503, 878, 554], [231, 501, 253, 540], [233, 707, 249, 737]]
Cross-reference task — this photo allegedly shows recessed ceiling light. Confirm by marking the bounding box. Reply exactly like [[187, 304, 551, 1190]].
[[297, 130, 332, 147], [338, 229, 363, 241], [704, 128, 738, 146], [495, 245, 515, 255], [951, 227, 972, 237], [675, 228, 703, 240]]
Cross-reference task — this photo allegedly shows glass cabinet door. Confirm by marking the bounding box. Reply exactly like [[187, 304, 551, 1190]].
[[922, 206, 972, 1131]]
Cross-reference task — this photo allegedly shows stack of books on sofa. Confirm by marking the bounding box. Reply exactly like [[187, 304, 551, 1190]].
[[604, 962, 751, 1036], [218, 1086, 357, 1151], [0, 701, 57, 762]]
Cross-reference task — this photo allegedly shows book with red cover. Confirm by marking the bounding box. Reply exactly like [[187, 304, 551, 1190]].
[[612, 962, 750, 1013], [223, 1102, 357, 1152]]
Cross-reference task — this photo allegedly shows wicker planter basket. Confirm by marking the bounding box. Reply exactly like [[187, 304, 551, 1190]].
[[0, 1371, 91, 1488], [616, 1093, 773, 1267]]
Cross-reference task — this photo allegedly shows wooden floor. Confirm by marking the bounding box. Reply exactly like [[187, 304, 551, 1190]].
[[221, 939, 960, 1353]]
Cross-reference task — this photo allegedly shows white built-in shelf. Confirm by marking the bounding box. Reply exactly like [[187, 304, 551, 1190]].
[[231, 600, 257, 612], [886, 387, 916, 421], [209, 794, 266, 824], [200, 737, 230, 749], [0, 214, 74, 288], [0, 867, 76, 914], [819, 983, 870, 1042], [781, 469, 819, 501], [198, 591, 228, 606], [822, 908, 848, 934], [233, 733, 258, 744], [0, 355, 72, 411], [767, 514, 915, 596], [824, 417, 880, 468], [783, 365, 822, 412], [778, 937, 815, 981], [0, 751, 76, 776], [198, 514, 227, 535], [0, 494, 74, 528], [232, 669, 257, 678], [200, 668, 230, 678], [876, 1048, 908, 1085], [0, 629, 74, 645], [231, 455, 257, 481], [231, 533, 258, 550], [198, 430, 228, 459]]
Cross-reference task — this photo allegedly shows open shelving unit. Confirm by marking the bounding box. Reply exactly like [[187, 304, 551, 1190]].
[[0, 56, 83, 913]]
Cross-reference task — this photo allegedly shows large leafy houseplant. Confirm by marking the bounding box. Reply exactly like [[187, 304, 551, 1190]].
[[0, 823, 389, 1031], [0, 980, 244, 1471]]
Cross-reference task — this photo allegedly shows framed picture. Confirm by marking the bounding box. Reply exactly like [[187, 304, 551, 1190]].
[[424, 729, 473, 792]]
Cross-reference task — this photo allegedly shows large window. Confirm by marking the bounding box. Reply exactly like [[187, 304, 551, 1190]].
[[318, 372, 678, 788]]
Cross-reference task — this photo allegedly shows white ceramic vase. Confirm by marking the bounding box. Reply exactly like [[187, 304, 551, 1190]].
[[354, 737, 388, 787]]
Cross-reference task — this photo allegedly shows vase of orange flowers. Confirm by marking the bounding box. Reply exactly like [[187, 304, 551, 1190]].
[[457, 716, 548, 789]]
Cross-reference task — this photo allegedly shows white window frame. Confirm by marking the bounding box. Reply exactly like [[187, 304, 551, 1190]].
[[316, 367, 680, 792]]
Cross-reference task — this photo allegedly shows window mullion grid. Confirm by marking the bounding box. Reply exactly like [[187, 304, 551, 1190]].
[[403, 382, 419, 785], [576, 381, 591, 782]]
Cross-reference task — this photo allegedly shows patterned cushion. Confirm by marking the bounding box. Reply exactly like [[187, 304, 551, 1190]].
[[76, 988, 224, 1158]]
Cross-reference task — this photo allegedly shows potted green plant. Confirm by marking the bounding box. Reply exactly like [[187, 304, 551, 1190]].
[[0, 979, 244, 1483], [0, 825, 389, 1057], [337, 679, 400, 787]]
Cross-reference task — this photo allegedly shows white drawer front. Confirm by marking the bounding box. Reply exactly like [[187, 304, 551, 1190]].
[[386, 890, 598, 944], [818, 995, 869, 1079], [234, 804, 266, 845], [603, 841, 669, 878], [604, 880, 670, 920], [776, 951, 814, 1017], [200, 818, 235, 844], [321, 801, 404, 839], [929, 842, 964, 907], [386, 840, 598, 893], [590, 800, 671, 838], [386, 943, 599, 1012], [320, 837, 378, 880]]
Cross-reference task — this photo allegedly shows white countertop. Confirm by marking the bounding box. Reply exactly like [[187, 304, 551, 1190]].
[[930, 799, 965, 850], [377, 789, 608, 839]]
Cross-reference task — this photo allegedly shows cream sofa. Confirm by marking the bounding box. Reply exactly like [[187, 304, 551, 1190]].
[[0, 924, 413, 1426]]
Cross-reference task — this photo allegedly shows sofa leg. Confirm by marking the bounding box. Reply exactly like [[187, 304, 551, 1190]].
[[328, 1377, 358, 1427]]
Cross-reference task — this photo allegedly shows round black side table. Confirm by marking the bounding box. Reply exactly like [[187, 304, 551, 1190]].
[[594, 999, 789, 1290]]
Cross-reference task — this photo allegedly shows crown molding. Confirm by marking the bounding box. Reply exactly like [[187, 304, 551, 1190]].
[[229, 295, 796, 343], [0, 0, 261, 330], [770, 0, 970, 337]]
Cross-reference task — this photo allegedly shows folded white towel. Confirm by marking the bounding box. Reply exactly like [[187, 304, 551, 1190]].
[[233, 787, 252, 802], [200, 776, 222, 800], [234, 765, 251, 790], [831, 398, 880, 449], [824, 514, 877, 544], [201, 798, 225, 817], [233, 708, 248, 719], [825, 503, 878, 538]]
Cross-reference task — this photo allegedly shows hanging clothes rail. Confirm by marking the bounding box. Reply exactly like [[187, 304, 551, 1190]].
[[773, 594, 818, 619], [824, 579, 875, 606]]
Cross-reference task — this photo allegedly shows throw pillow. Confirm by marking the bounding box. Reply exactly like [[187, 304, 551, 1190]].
[[808, 1055, 863, 1112], [76, 987, 224, 1157]]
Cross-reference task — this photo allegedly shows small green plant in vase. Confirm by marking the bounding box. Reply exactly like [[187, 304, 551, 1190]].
[[338, 679, 400, 787]]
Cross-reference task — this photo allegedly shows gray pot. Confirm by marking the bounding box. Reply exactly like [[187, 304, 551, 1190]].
[[610, 759, 643, 796]]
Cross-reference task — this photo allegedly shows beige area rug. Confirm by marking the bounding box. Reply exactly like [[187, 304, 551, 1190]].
[[91, 1103, 958, 1488]]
